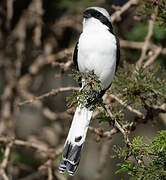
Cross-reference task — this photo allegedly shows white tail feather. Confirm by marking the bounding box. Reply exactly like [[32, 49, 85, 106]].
[[59, 105, 93, 175], [66, 106, 93, 146]]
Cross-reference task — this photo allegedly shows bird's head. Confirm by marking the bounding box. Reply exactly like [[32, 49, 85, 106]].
[[82, 7, 113, 33]]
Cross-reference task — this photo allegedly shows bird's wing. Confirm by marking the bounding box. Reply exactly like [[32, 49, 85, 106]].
[[115, 36, 120, 72], [73, 42, 79, 70], [73, 41, 82, 87]]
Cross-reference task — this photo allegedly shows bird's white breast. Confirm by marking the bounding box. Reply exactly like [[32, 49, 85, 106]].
[[78, 20, 117, 89]]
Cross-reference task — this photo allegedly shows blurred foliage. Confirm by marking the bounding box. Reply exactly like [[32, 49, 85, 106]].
[[115, 130, 166, 180], [57, 0, 96, 13], [124, 22, 166, 44], [139, 0, 166, 26], [43, 0, 63, 21]]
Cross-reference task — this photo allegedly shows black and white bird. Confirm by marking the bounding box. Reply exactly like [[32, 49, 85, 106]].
[[59, 7, 120, 176]]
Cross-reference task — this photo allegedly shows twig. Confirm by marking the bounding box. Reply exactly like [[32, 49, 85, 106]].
[[89, 126, 118, 140], [0, 142, 13, 180], [136, 15, 155, 69], [104, 105, 131, 145], [44, 160, 53, 180], [111, 0, 139, 22], [110, 94, 144, 119], [48, 167, 53, 180], [29, 48, 73, 75], [18, 87, 79, 106], [143, 46, 162, 68], [43, 108, 73, 121], [120, 39, 166, 55], [0, 137, 63, 158]]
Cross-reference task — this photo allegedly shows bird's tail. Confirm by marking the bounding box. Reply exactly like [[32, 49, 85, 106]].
[[59, 106, 92, 176]]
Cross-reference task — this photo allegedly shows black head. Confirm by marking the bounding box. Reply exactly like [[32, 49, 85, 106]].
[[83, 7, 114, 34]]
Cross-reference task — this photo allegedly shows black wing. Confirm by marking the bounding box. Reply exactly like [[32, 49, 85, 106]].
[[73, 42, 79, 70], [73, 41, 82, 87], [115, 36, 120, 72]]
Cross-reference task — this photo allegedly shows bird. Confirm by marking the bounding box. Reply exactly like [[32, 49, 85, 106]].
[[59, 7, 120, 176]]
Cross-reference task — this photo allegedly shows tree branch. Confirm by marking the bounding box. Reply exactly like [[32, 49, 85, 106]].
[[0, 142, 13, 180], [136, 15, 155, 69], [111, 0, 139, 22], [18, 87, 79, 106]]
